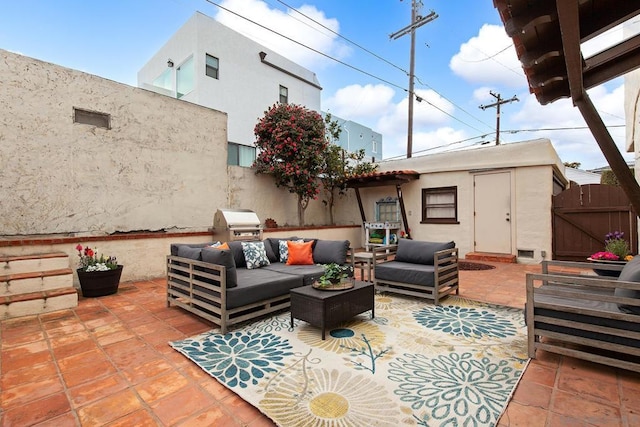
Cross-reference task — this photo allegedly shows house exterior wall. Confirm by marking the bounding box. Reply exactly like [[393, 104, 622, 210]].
[[355, 139, 566, 263], [137, 12, 322, 147], [0, 48, 229, 236], [323, 113, 383, 162]]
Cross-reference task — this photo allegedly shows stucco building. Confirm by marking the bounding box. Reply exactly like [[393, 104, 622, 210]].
[[137, 12, 322, 167]]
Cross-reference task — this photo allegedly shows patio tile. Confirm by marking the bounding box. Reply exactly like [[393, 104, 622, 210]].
[[77, 389, 144, 426], [557, 370, 620, 403], [2, 392, 71, 427], [150, 384, 215, 426], [497, 401, 548, 426], [134, 370, 191, 404], [1, 376, 65, 409], [68, 373, 129, 408], [119, 356, 174, 385], [551, 389, 621, 424], [104, 409, 159, 427], [175, 405, 242, 427], [1, 360, 58, 390], [511, 380, 552, 409]]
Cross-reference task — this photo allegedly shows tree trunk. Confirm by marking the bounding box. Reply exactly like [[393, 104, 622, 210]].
[[328, 190, 335, 225], [297, 194, 308, 226]]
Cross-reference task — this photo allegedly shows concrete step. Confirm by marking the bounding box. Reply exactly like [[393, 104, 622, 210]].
[[0, 252, 78, 319], [1, 252, 71, 275], [0, 268, 74, 296], [0, 287, 78, 319], [465, 252, 517, 263]]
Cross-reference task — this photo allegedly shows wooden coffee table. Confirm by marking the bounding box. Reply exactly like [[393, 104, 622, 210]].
[[290, 280, 374, 340]]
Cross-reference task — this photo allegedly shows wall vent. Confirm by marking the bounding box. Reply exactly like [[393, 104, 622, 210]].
[[517, 249, 535, 258], [73, 108, 110, 129]]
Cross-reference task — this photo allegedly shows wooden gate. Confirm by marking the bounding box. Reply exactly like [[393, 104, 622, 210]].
[[552, 184, 637, 260]]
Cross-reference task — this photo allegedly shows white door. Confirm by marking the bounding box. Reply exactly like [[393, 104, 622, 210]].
[[474, 172, 512, 253]]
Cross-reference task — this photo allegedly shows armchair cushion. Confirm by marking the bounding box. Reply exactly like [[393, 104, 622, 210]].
[[395, 239, 455, 265], [614, 257, 640, 314]]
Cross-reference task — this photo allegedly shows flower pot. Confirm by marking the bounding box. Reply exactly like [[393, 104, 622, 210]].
[[77, 265, 123, 297], [587, 258, 625, 278]]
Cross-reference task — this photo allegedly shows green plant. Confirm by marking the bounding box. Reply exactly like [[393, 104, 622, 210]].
[[603, 231, 631, 260], [75, 244, 118, 272], [318, 263, 352, 286], [253, 103, 327, 226]]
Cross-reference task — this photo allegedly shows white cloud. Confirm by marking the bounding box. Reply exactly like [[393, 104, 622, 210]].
[[323, 84, 396, 119], [450, 24, 526, 88], [214, 0, 349, 70]]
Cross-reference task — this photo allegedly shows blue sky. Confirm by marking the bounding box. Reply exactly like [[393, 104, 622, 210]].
[[0, 0, 632, 169]]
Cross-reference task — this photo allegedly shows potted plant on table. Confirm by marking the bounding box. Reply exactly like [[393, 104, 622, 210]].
[[316, 263, 353, 288], [588, 231, 634, 277], [75, 244, 123, 297]]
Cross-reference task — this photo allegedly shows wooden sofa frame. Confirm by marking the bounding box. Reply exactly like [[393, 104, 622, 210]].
[[526, 260, 640, 373], [166, 255, 292, 334], [372, 244, 459, 304]]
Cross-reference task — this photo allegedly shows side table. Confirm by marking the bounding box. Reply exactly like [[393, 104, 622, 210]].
[[290, 281, 374, 340], [353, 251, 389, 282]]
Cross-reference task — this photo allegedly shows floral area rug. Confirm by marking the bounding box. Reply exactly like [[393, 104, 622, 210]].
[[170, 294, 528, 426]]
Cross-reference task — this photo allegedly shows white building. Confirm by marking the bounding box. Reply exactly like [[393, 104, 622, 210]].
[[138, 12, 322, 166]]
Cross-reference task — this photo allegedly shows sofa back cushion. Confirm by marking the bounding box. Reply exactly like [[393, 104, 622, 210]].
[[614, 256, 640, 314], [395, 239, 455, 265], [313, 240, 350, 265], [201, 247, 238, 288], [177, 245, 203, 260], [228, 241, 247, 268]]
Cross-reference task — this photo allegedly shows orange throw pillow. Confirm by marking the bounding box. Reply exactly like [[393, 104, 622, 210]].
[[216, 242, 230, 250], [286, 240, 314, 265]]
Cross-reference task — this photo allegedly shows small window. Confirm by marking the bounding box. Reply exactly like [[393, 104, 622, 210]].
[[73, 108, 110, 129], [205, 54, 219, 79], [422, 186, 458, 224], [279, 85, 288, 104], [372, 139, 378, 153], [228, 142, 256, 167]]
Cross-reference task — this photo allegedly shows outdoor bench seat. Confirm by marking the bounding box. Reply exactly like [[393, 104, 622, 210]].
[[526, 258, 640, 373], [166, 238, 352, 333], [372, 239, 459, 305]]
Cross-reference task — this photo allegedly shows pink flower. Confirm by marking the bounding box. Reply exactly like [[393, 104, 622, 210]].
[[590, 251, 620, 261]]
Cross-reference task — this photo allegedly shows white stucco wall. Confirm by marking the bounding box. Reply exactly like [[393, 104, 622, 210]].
[[0, 49, 230, 236], [138, 12, 322, 147], [355, 139, 566, 263]]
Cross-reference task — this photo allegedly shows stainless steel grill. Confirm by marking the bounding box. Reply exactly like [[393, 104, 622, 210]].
[[213, 208, 263, 242]]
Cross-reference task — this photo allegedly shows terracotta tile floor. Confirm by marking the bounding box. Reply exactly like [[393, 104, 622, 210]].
[[2, 262, 640, 426]]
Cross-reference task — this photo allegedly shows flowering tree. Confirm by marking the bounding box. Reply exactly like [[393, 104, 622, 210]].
[[253, 103, 327, 226], [320, 114, 378, 225]]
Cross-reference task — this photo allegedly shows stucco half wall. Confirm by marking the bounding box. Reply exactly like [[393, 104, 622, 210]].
[[356, 139, 567, 264]]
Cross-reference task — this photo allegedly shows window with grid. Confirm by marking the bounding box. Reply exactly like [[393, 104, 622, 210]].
[[279, 85, 288, 104], [228, 143, 256, 167], [205, 54, 219, 79], [422, 186, 458, 224]]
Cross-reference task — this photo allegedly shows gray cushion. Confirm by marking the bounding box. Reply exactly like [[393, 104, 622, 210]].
[[615, 257, 640, 314], [177, 245, 202, 260], [171, 243, 212, 256], [375, 261, 436, 287], [395, 239, 455, 265], [201, 248, 237, 288], [313, 240, 350, 265], [226, 269, 303, 309], [263, 239, 278, 263], [228, 241, 246, 268], [263, 262, 326, 286]]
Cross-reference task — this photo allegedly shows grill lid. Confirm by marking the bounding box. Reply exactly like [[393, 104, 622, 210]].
[[214, 209, 261, 229]]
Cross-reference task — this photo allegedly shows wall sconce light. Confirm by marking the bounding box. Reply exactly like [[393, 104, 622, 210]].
[[167, 59, 174, 68]]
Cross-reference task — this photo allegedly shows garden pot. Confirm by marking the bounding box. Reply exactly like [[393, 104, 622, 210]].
[[587, 258, 625, 278], [77, 265, 123, 297]]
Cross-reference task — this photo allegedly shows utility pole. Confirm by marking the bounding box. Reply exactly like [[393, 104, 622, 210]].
[[479, 91, 519, 145], [390, 1, 437, 158]]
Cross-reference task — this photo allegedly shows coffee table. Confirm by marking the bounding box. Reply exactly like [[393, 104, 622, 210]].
[[290, 280, 374, 340]]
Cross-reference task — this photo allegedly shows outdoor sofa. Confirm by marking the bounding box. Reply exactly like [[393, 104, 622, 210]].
[[166, 237, 353, 333], [526, 258, 640, 372], [372, 239, 459, 304]]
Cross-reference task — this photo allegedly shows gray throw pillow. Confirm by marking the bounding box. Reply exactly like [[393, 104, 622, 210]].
[[201, 248, 237, 288], [615, 256, 640, 314], [263, 239, 278, 263], [228, 241, 247, 268], [313, 240, 350, 265], [395, 239, 455, 265]]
